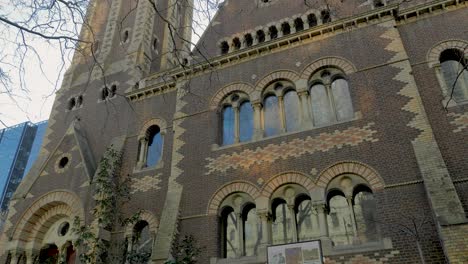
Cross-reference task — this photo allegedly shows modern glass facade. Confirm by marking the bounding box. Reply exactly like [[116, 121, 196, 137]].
[[0, 121, 48, 211]]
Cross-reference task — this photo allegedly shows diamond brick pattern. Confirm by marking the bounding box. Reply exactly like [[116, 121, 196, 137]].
[[448, 111, 468, 132], [131, 174, 162, 194], [205, 123, 378, 175]]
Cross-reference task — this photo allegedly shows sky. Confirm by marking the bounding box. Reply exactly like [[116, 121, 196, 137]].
[[0, 0, 220, 129]]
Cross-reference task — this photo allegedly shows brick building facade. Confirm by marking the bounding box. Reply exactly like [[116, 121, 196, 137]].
[[0, 0, 467, 263]]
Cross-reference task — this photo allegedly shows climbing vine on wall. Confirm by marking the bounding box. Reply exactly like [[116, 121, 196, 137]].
[[72, 145, 124, 264]]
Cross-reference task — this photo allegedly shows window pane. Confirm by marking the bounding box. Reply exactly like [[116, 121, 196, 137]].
[[272, 202, 294, 245], [331, 79, 354, 121], [226, 211, 239, 258], [284, 91, 301, 132], [147, 130, 162, 167], [442, 60, 468, 102], [244, 208, 261, 256], [264, 95, 281, 137], [239, 102, 254, 142], [310, 84, 334, 126], [354, 191, 378, 242], [328, 195, 354, 245], [297, 199, 320, 241], [222, 106, 235, 145]]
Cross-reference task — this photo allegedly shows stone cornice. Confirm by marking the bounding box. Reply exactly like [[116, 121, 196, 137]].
[[126, 0, 467, 102]]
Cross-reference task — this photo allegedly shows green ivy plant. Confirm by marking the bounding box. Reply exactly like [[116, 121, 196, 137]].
[[165, 235, 202, 264]]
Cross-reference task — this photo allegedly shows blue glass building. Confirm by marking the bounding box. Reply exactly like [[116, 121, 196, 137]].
[[0, 121, 48, 211]]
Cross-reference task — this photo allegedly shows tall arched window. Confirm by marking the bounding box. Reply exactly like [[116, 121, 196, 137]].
[[222, 106, 235, 145], [296, 196, 320, 241], [264, 95, 281, 137], [327, 191, 354, 245], [147, 126, 163, 167], [263, 80, 302, 137], [220, 92, 253, 145], [129, 221, 153, 263], [137, 124, 164, 169], [440, 49, 468, 102], [326, 174, 380, 246], [239, 102, 254, 142], [309, 68, 354, 126], [272, 199, 294, 245], [220, 193, 260, 259]]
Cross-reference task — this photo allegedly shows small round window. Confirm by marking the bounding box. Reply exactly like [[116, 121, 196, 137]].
[[58, 157, 69, 168], [58, 222, 70, 236]]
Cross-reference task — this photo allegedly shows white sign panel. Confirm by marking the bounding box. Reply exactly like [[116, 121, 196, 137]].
[[267, 240, 323, 264]]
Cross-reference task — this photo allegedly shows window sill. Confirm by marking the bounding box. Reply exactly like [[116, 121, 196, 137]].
[[323, 237, 393, 256], [133, 161, 164, 174], [212, 111, 362, 152]]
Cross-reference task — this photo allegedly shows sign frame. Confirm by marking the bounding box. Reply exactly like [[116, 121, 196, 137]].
[[266, 239, 324, 264]]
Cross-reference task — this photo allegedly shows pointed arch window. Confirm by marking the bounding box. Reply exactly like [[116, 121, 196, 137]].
[[221, 92, 253, 145], [309, 68, 354, 126], [439, 49, 468, 103]]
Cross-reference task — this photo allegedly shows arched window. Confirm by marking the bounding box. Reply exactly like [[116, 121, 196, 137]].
[[220, 92, 253, 145], [137, 125, 164, 169], [244, 33, 253, 47], [269, 26, 278, 40], [353, 185, 378, 243], [264, 95, 281, 137], [325, 174, 380, 245], [239, 101, 254, 142], [257, 30, 266, 43], [296, 195, 320, 241], [263, 81, 301, 136], [284, 90, 301, 132], [147, 126, 163, 167], [281, 22, 291, 35], [220, 193, 260, 259], [232, 37, 241, 50], [374, 0, 385, 7], [307, 14, 317, 27], [129, 221, 153, 263], [327, 190, 354, 245], [440, 49, 468, 102], [220, 41, 229, 54], [309, 68, 354, 126], [294, 18, 304, 32], [321, 10, 331, 24], [272, 198, 294, 245], [223, 106, 235, 145]]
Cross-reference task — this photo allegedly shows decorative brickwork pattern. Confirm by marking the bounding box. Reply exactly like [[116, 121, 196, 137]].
[[316, 162, 384, 190], [426, 39, 468, 67], [95, 0, 122, 64], [262, 172, 315, 197], [255, 70, 301, 93], [324, 250, 399, 264], [205, 123, 378, 175], [448, 112, 468, 132], [207, 181, 261, 215], [209, 83, 255, 110], [441, 224, 468, 264], [301, 57, 357, 79], [131, 174, 162, 194]]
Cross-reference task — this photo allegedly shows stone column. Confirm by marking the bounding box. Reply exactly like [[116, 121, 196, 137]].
[[258, 211, 271, 245], [346, 196, 358, 240], [298, 91, 312, 129], [315, 203, 329, 238], [288, 204, 298, 242], [278, 96, 286, 133], [234, 107, 240, 143], [25, 250, 38, 264], [136, 137, 147, 169], [236, 212, 244, 257], [252, 102, 263, 140]]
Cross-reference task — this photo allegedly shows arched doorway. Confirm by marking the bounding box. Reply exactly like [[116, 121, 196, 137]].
[[39, 244, 59, 264]]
